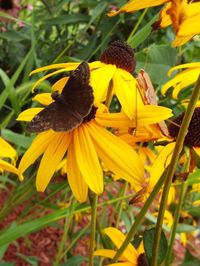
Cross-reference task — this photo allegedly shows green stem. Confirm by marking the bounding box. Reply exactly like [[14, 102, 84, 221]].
[[111, 171, 167, 263], [151, 74, 200, 266], [89, 193, 98, 266], [54, 198, 75, 266], [115, 182, 128, 227], [165, 182, 187, 265], [127, 8, 148, 44]]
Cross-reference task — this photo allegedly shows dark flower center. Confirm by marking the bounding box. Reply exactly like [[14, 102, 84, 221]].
[[0, 0, 14, 10], [168, 107, 200, 147], [137, 253, 148, 266], [100, 41, 136, 73], [83, 106, 98, 123]]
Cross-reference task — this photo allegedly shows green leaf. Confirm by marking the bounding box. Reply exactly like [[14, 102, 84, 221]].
[[1, 129, 34, 149], [61, 255, 88, 266], [43, 14, 90, 25], [135, 44, 177, 85], [186, 168, 200, 185], [182, 250, 200, 266], [176, 224, 197, 233], [143, 228, 168, 266]]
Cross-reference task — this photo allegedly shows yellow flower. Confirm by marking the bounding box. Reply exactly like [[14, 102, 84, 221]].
[[108, 0, 169, 17], [162, 62, 200, 98], [29, 41, 146, 120], [0, 137, 21, 178], [94, 227, 146, 266], [108, 0, 200, 47]]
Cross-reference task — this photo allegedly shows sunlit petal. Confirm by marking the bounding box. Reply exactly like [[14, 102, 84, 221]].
[[89, 61, 105, 70], [87, 122, 144, 191], [33, 93, 53, 106], [0, 137, 17, 162], [67, 141, 88, 203], [0, 159, 21, 178], [91, 64, 116, 104], [52, 77, 69, 92], [17, 108, 43, 121], [18, 131, 56, 175], [148, 142, 176, 190], [104, 227, 138, 263], [73, 125, 103, 194], [36, 133, 71, 192], [168, 63, 200, 76]]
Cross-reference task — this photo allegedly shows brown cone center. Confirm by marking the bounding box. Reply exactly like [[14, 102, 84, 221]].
[[100, 41, 136, 73], [168, 107, 200, 147]]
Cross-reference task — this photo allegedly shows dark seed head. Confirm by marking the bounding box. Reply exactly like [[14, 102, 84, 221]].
[[137, 253, 148, 266], [100, 41, 136, 73], [168, 107, 200, 147], [83, 106, 98, 123], [0, 0, 14, 10]]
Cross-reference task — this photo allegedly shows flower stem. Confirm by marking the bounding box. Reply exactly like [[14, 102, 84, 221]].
[[111, 171, 167, 263], [115, 182, 128, 227], [89, 193, 98, 266], [151, 74, 200, 266], [127, 8, 148, 44]]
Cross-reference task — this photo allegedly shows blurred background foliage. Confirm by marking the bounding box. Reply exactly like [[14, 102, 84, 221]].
[[0, 0, 200, 265]]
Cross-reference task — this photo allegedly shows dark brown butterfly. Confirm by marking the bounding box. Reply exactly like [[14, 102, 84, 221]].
[[27, 62, 94, 133]]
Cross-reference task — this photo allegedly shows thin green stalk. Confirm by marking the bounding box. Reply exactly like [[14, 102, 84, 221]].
[[54, 198, 75, 266], [111, 171, 167, 263], [127, 8, 148, 44], [151, 74, 200, 266], [115, 182, 128, 228], [89, 193, 98, 266]]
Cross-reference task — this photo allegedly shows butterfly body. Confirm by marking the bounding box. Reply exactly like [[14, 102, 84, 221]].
[[27, 62, 94, 133]]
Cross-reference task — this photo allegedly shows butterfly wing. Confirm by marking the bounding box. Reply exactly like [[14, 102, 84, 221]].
[[61, 62, 94, 117], [27, 62, 94, 133]]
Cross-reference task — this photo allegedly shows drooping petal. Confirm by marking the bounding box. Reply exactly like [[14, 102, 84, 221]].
[[148, 142, 176, 191], [104, 227, 138, 263], [17, 108, 43, 121], [36, 133, 71, 192], [172, 35, 193, 47], [67, 141, 88, 203], [87, 122, 144, 191], [90, 64, 116, 105], [0, 159, 21, 178], [33, 93, 53, 106], [108, 0, 169, 16], [89, 61, 105, 70], [30, 63, 79, 75], [0, 137, 17, 162], [73, 125, 103, 194], [18, 131, 56, 175], [168, 63, 200, 76], [113, 68, 143, 119]]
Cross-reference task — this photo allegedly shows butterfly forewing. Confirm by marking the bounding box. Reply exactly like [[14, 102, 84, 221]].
[[27, 62, 94, 133]]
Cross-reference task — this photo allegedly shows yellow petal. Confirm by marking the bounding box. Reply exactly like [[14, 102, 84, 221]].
[[30, 63, 79, 75], [67, 141, 88, 203], [18, 131, 56, 174], [136, 105, 173, 126], [0, 159, 19, 176], [95, 111, 134, 128], [108, 0, 169, 16], [168, 63, 200, 76], [178, 12, 200, 36], [36, 133, 71, 192], [94, 249, 130, 265], [87, 122, 144, 191], [113, 69, 143, 119], [17, 108, 43, 121], [148, 142, 175, 190], [33, 93, 53, 106], [73, 125, 103, 194], [0, 137, 17, 162], [89, 61, 105, 70], [104, 227, 138, 263], [107, 263, 134, 266], [172, 35, 193, 47], [91, 64, 116, 105], [52, 77, 69, 92]]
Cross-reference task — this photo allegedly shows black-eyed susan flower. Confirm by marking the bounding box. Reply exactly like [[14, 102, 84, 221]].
[[162, 62, 200, 99], [94, 227, 146, 266], [0, 136, 21, 178], [108, 0, 200, 47], [17, 62, 173, 202], [29, 41, 146, 120]]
